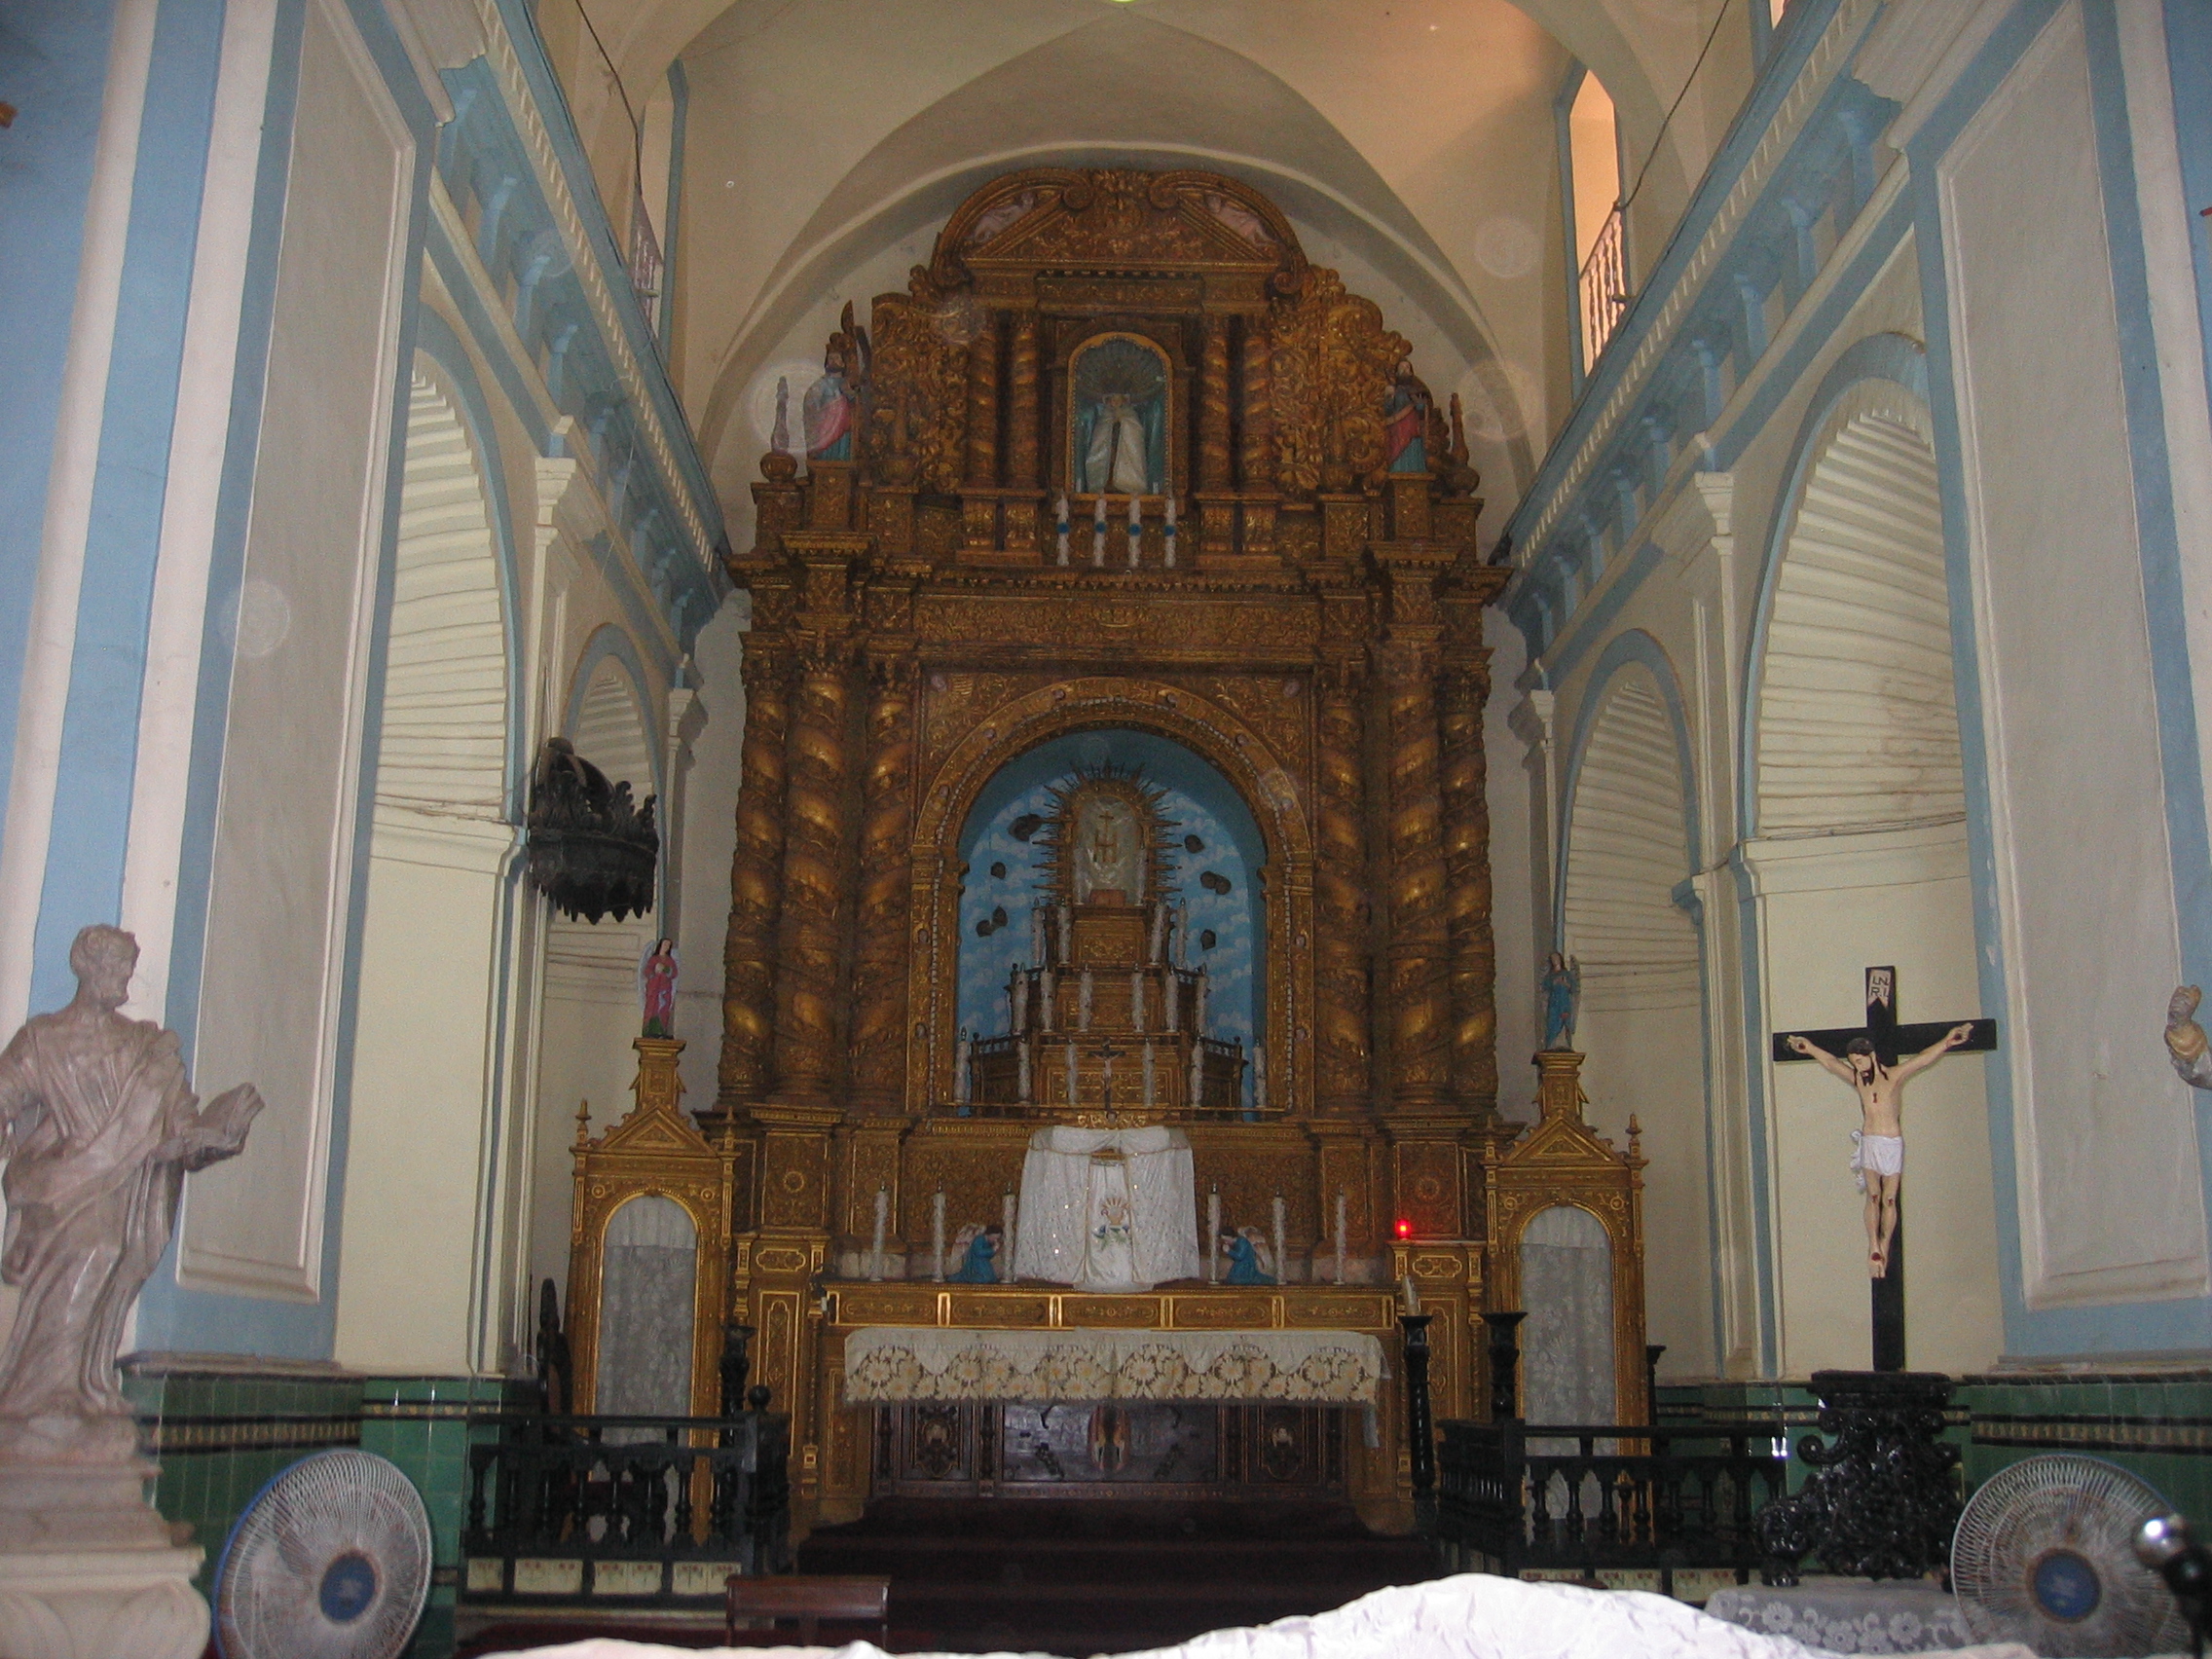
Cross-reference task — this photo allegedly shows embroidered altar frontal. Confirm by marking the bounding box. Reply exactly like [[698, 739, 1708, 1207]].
[[842, 1326, 1385, 1405]]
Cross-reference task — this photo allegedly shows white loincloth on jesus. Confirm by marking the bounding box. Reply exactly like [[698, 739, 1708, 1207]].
[[483, 1572, 2037, 1659], [1850, 1129, 1904, 1193]]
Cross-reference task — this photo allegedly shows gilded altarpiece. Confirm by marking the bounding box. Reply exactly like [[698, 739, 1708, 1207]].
[[611, 168, 1651, 1533]]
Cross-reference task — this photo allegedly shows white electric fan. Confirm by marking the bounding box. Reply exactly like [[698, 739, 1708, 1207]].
[[212, 1448, 433, 1659], [1952, 1454, 2191, 1656]]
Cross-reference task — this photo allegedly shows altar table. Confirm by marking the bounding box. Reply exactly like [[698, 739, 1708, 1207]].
[[840, 1325, 1385, 1405], [1010, 1124, 1201, 1290]]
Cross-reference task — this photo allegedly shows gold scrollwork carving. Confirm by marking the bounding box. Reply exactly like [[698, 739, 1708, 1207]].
[[1269, 269, 1408, 497]]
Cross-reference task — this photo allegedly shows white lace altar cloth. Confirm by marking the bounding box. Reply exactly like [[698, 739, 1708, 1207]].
[[485, 1572, 2039, 1659], [1705, 1583, 1976, 1653], [1012, 1124, 1202, 1290], [841, 1326, 1383, 1405]]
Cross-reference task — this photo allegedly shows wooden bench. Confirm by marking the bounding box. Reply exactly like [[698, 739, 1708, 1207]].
[[724, 1574, 891, 1647]]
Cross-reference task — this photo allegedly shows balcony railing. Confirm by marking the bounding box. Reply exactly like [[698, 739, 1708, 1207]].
[[461, 1411, 790, 1608], [1578, 206, 1630, 371], [1433, 1417, 1787, 1596]]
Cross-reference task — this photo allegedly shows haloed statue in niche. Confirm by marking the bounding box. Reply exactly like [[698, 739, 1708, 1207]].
[[1382, 357, 1431, 474], [1073, 337, 1166, 497], [1076, 794, 1144, 907]]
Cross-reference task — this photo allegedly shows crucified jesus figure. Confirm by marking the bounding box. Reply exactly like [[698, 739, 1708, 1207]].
[[1784, 1022, 1974, 1278]]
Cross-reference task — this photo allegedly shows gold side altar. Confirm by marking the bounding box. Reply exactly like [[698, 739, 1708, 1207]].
[[565, 167, 1645, 1536]]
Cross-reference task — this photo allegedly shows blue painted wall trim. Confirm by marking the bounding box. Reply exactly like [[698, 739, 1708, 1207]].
[[0, 0, 123, 847]]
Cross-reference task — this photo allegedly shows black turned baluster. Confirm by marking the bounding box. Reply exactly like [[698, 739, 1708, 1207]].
[[1483, 1310, 1527, 1421], [1400, 1312, 1436, 1515], [673, 1450, 695, 1545], [1644, 1344, 1667, 1425]]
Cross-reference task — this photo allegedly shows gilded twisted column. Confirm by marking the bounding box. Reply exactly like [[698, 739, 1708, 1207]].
[[1238, 319, 1273, 491], [849, 651, 920, 1111], [1314, 656, 1371, 1114], [1440, 653, 1497, 1112], [719, 643, 794, 1108], [1381, 635, 1451, 1110], [1199, 317, 1232, 493], [1009, 312, 1040, 489], [966, 312, 1001, 489], [772, 632, 860, 1100]]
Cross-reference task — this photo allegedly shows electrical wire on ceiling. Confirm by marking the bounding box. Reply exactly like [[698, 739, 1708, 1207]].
[[1618, 0, 1737, 214]]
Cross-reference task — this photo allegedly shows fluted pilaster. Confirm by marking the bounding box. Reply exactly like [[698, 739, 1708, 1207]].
[[719, 644, 793, 1107], [849, 651, 921, 1110]]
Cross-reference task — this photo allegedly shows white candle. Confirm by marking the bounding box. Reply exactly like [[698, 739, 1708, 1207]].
[[1150, 903, 1167, 963], [1040, 967, 1055, 1031], [1195, 969, 1209, 1037], [955, 1031, 972, 1104], [1059, 903, 1072, 961], [870, 1185, 889, 1282], [1091, 494, 1107, 567], [1163, 494, 1177, 569], [1017, 1037, 1032, 1102], [1079, 970, 1093, 1032], [1129, 970, 1146, 1033], [1012, 972, 1028, 1034], [1126, 492, 1142, 568], [1002, 1188, 1017, 1283], [1031, 903, 1047, 962], [1190, 1034, 1205, 1108], [1143, 1040, 1157, 1107], [1054, 494, 1071, 566], [1272, 1193, 1287, 1286], [1402, 1273, 1420, 1315], [1208, 1186, 1222, 1283], [1066, 1038, 1080, 1106], [1252, 1044, 1267, 1113], [1102, 1046, 1115, 1106], [1335, 1191, 1348, 1285], [933, 1190, 946, 1282]]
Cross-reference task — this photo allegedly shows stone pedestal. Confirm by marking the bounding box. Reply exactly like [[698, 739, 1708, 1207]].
[[0, 1460, 209, 1659]]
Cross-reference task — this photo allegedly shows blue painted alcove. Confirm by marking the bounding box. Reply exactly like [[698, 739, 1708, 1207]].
[[954, 730, 1266, 1101]]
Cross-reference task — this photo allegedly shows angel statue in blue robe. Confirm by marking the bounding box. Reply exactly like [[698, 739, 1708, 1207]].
[[1221, 1228, 1274, 1285], [1542, 952, 1581, 1051], [948, 1223, 1004, 1283]]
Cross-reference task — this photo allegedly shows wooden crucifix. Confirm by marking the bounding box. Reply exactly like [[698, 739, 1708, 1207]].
[[1770, 967, 1997, 1372]]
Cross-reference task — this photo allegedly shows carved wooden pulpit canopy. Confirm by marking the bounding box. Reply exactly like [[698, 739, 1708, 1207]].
[[574, 166, 1644, 1532]]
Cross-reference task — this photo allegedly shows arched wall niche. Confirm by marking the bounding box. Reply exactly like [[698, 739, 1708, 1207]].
[[1750, 372, 1963, 839], [1555, 640, 1712, 1379], [953, 728, 1269, 1083], [908, 679, 1312, 1116], [1736, 346, 1999, 1378], [334, 363, 521, 1373]]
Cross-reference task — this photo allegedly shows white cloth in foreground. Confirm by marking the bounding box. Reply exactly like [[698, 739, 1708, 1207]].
[[1013, 1124, 1200, 1289], [485, 1573, 2039, 1659]]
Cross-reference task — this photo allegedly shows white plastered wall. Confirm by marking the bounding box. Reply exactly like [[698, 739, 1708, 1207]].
[[1940, 0, 2208, 1314], [177, 0, 415, 1303]]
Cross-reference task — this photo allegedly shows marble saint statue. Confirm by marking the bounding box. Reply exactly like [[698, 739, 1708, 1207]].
[[0, 925, 262, 1461]]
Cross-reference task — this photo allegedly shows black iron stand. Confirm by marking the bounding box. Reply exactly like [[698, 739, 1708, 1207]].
[[1756, 1370, 1959, 1586], [1482, 1310, 1528, 1421]]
